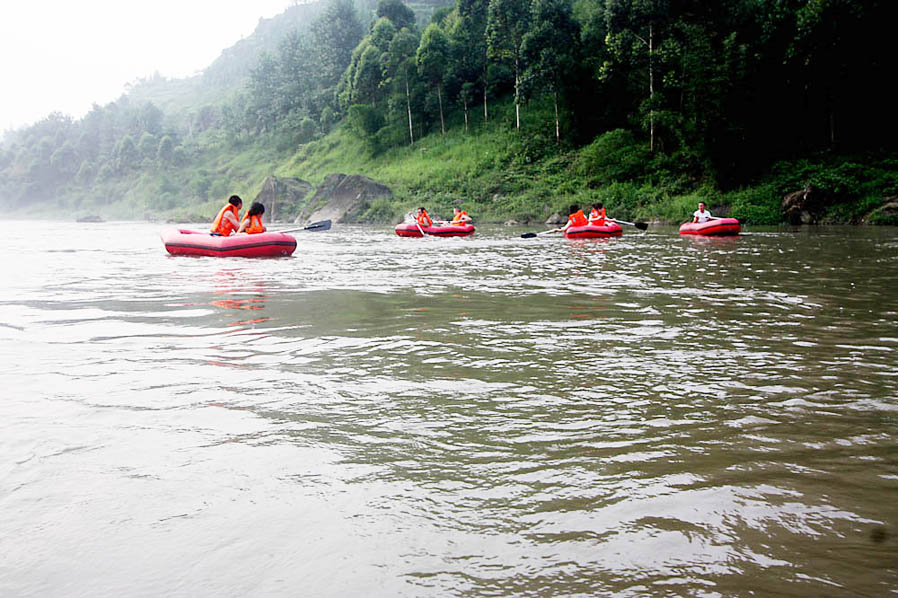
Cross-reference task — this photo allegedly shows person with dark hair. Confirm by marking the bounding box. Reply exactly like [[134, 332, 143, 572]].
[[692, 201, 713, 223], [238, 202, 266, 234], [210, 195, 243, 236], [450, 207, 472, 226], [588, 202, 607, 226], [552, 204, 588, 234], [415, 207, 433, 227]]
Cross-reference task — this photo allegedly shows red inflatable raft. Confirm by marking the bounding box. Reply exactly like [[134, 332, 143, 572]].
[[161, 228, 297, 257], [395, 223, 475, 237], [564, 222, 623, 239], [679, 218, 741, 236]]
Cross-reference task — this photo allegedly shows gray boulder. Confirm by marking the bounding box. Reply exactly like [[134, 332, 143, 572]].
[[254, 175, 313, 223], [295, 174, 392, 224], [782, 184, 828, 225]]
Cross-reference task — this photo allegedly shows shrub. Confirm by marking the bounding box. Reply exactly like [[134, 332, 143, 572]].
[[573, 129, 651, 185], [728, 184, 782, 224]]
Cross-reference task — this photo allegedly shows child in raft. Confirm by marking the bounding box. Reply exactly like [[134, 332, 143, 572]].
[[588, 202, 610, 226], [237, 202, 266, 234]]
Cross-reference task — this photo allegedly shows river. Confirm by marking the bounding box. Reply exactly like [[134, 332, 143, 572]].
[[1, 221, 896, 597]]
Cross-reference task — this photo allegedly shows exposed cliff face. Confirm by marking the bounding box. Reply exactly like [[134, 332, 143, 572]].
[[294, 174, 392, 224], [782, 185, 830, 225], [253, 175, 313, 222]]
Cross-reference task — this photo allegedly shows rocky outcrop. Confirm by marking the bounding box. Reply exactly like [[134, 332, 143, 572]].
[[254, 175, 313, 223], [295, 174, 392, 224], [782, 185, 829, 225], [866, 197, 898, 225], [545, 212, 565, 225]]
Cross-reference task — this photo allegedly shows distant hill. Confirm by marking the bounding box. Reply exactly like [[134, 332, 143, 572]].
[[125, 2, 328, 116], [124, 0, 453, 118]]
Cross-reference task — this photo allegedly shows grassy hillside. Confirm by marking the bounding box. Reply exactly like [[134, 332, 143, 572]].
[[36, 94, 896, 227]]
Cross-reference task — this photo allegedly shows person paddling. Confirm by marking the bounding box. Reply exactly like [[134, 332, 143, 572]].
[[692, 202, 713, 223], [552, 204, 588, 234], [211, 195, 243, 236], [237, 202, 266, 234], [415, 207, 433, 228], [450, 207, 472, 226], [588, 202, 607, 226]]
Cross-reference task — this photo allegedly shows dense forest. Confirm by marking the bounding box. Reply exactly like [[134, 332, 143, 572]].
[[1, 0, 897, 224]]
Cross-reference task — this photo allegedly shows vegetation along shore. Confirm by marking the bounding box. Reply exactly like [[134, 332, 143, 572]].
[[1, 0, 896, 225]]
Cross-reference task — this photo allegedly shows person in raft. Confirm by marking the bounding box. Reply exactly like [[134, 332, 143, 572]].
[[552, 204, 589, 234], [588, 202, 608, 226], [237, 202, 266, 234], [450, 207, 472, 226], [210, 195, 243, 236], [692, 201, 714, 223], [415, 207, 433, 227]]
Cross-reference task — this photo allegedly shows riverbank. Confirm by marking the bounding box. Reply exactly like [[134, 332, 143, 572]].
[[19, 99, 898, 227]]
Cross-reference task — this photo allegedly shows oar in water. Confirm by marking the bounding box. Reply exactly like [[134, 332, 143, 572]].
[[415, 220, 427, 236], [276, 220, 332, 234], [521, 229, 560, 239], [609, 218, 649, 231]]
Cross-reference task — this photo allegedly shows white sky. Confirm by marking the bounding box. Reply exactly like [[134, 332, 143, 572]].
[[0, 1, 291, 133]]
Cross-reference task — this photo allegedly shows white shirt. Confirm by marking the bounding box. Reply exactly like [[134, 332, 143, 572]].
[[693, 209, 712, 223]]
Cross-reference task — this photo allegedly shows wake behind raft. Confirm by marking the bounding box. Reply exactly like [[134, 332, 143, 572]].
[[161, 229, 297, 257]]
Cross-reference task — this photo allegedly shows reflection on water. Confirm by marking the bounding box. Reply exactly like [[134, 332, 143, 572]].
[[0, 222, 896, 597]]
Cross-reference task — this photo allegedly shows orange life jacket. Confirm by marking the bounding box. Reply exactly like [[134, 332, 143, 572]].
[[568, 210, 588, 227], [589, 208, 606, 226], [211, 203, 240, 236], [416, 211, 432, 227], [451, 210, 469, 226], [241, 214, 265, 234]]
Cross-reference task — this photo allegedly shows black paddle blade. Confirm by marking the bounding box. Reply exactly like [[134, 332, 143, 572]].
[[521, 232, 538, 238], [635, 222, 649, 231], [305, 220, 332, 232]]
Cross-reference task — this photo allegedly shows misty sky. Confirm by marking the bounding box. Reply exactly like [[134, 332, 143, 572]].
[[0, 1, 291, 133]]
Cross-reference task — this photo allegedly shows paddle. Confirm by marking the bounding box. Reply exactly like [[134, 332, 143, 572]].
[[521, 229, 560, 239], [609, 218, 648, 231], [415, 219, 426, 236], [275, 220, 332, 234]]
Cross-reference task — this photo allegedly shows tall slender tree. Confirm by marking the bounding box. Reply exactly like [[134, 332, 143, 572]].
[[417, 23, 451, 136], [521, 0, 579, 141], [487, 0, 531, 130]]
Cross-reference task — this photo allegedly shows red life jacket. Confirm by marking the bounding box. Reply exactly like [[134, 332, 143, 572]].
[[589, 208, 606, 226], [241, 214, 265, 234], [568, 210, 588, 227], [451, 210, 469, 226], [211, 204, 240, 236], [416, 210, 433, 227]]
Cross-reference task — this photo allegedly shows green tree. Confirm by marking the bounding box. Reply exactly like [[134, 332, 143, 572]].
[[115, 135, 138, 172], [138, 102, 164, 135], [75, 160, 95, 185], [487, 0, 531, 129], [312, 0, 365, 87], [137, 132, 157, 160], [521, 0, 579, 141], [417, 23, 450, 135], [377, 0, 416, 30], [383, 27, 421, 144], [602, 0, 672, 152], [451, 0, 490, 123], [156, 135, 175, 163]]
